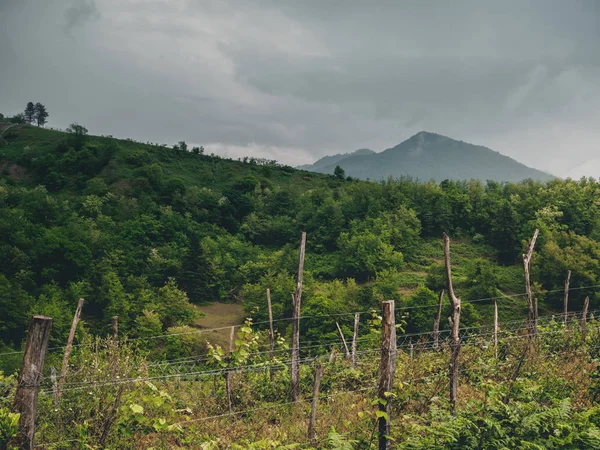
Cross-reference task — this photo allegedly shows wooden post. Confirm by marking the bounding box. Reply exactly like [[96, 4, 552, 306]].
[[58, 298, 84, 398], [378, 300, 396, 450], [563, 270, 571, 326], [267, 288, 274, 360], [433, 289, 444, 351], [291, 231, 306, 402], [351, 312, 360, 369], [112, 315, 118, 340], [50, 367, 58, 408], [307, 363, 324, 445], [523, 229, 539, 338], [493, 300, 499, 359], [13, 315, 53, 450], [409, 343, 414, 359], [111, 316, 119, 378], [582, 296, 590, 342], [229, 326, 235, 355], [225, 371, 233, 413], [336, 322, 351, 359], [443, 233, 461, 414]]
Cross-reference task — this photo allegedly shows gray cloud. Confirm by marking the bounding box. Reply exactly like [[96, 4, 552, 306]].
[[0, 0, 599, 175], [64, 0, 100, 31]]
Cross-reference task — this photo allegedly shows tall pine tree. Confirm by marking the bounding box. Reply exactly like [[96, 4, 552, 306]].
[[24, 102, 35, 123], [34, 102, 48, 127], [179, 234, 214, 304]]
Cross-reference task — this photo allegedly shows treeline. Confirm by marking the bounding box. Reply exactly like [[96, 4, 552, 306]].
[[0, 125, 599, 357]]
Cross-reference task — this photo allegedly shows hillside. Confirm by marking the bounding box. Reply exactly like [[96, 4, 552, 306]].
[[2, 123, 600, 448], [301, 131, 555, 182]]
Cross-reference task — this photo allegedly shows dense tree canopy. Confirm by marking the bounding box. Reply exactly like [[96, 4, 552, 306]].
[[0, 125, 599, 355]]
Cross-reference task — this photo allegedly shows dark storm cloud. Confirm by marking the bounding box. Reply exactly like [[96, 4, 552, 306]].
[[0, 0, 599, 175]]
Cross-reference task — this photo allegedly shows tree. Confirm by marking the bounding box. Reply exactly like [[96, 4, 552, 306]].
[[67, 123, 88, 136], [179, 235, 214, 303], [9, 113, 25, 124], [34, 102, 49, 127], [334, 165, 345, 180], [24, 102, 35, 123]]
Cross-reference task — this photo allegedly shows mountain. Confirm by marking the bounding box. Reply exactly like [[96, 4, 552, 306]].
[[299, 132, 554, 182], [297, 148, 375, 171]]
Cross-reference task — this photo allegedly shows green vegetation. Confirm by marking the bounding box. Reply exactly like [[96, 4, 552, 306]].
[[300, 131, 555, 183], [1, 121, 600, 447], [0, 123, 599, 360]]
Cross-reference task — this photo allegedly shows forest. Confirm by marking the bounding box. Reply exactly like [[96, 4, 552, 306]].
[[1, 123, 600, 448]]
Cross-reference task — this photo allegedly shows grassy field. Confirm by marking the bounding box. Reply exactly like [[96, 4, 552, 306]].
[[195, 302, 247, 349]]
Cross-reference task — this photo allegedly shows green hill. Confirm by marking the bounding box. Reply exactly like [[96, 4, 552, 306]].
[[301, 131, 555, 182], [0, 122, 598, 365]]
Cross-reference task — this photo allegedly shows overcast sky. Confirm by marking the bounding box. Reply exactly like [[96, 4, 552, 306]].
[[1, 0, 599, 177]]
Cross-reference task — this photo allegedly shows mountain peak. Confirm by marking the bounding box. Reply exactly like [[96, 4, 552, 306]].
[[299, 132, 554, 183]]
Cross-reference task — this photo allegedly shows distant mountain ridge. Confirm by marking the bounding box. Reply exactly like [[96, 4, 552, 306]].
[[300, 132, 554, 183]]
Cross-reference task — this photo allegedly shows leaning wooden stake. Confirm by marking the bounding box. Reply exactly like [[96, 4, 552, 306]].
[[433, 289, 444, 351], [50, 367, 58, 408], [58, 298, 84, 398], [378, 300, 397, 450], [336, 322, 351, 359], [563, 270, 571, 326], [493, 300, 499, 359], [351, 312, 360, 369], [308, 363, 324, 445], [291, 231, 306, 403], [523, 229, 539, 338], [13, 315, 53, 450], [443, 233, 461, 415], [581, 296, 590, 342], [267, 288, 275, 360]]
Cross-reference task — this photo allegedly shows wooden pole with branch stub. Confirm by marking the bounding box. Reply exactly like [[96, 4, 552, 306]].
[[13, 315, 52, 450], [564, 270, 571, 327], [378, 300, 397, 450], [351, 312, 360, 369], [582, 296, 590, 342], [58, 298, 84, 398], [523, 229, 539, 338], [308, 363, 324, 446], [433, 289, 444, 351], [336, 322, 351, 359], [291, 231, 306, 403], [443, 232, 461, 414]]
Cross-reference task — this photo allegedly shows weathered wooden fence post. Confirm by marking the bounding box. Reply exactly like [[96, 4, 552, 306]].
[[267, 288, 274, 360], [13, 315, 53, 450], [58, 298, 84, 398], [291, 231, 306, 403], [523, 229, 539, 338], [433, 289, 444, 351], [378, 300, 397, 450], [308, 363, 324, 446], [50, 367, 58, 408], [493, 300, 499, 359], [582, 296, 590, 342], [563, 270, 571, 327], [444, 233, 461, 415], [336, 322, 351, 359], [352, 312, 360, 369], [111, 316, 119, 378], [409, 343, 414, 359]]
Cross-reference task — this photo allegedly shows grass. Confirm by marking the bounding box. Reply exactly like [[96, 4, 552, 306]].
[[194, 302, 247, 349]]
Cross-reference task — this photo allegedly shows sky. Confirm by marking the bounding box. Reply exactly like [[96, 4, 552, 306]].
[[1, 0, 599, 178]]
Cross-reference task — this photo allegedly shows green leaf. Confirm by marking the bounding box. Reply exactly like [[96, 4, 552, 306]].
[[130, 403, 144, 414]]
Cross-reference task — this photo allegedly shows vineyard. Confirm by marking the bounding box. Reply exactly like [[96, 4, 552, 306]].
[[3, 234, 600, 449]]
